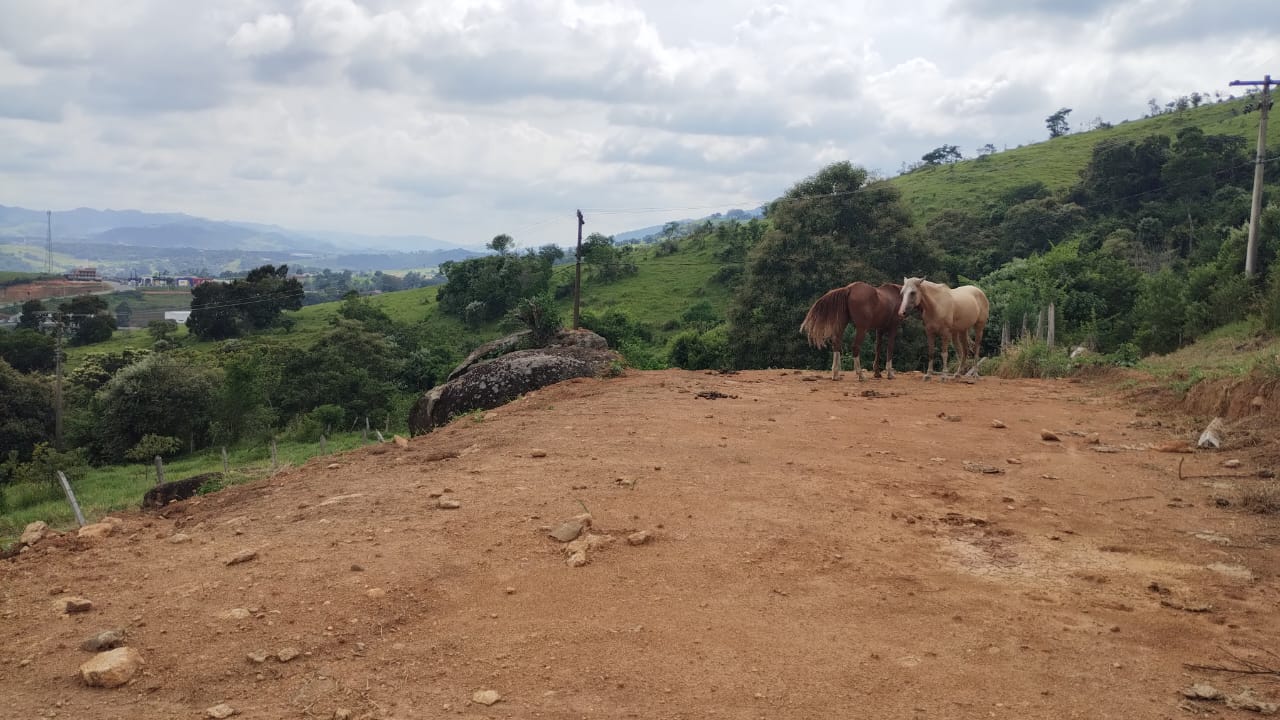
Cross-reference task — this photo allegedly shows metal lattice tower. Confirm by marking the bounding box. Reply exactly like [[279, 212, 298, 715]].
[[45, 210, 53, 274]]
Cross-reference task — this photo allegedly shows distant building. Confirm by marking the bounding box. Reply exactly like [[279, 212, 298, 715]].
[[66, 267, 99, 281], [164, 310, 191, 324]]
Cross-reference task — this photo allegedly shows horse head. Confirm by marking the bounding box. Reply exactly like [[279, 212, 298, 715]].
[[898, 277, 923, 317]]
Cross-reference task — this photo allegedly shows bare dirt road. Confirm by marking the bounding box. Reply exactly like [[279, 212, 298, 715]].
[[3, 369, 1278, 720]]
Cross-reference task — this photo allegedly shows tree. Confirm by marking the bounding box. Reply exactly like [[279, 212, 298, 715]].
[[148, 319, 180, 343], [18, 299, 45, 331], [977, 143, 997, 157], [0, 329, 56, 373], [580, 233, 639, 282], [487, 234, 515, 255], [115, 301, 133, 328], [58, 295, 116, 346], [922, 144, 963, 165], [94, 355, 221, 461], [1046, 107, 1072, 138], [727, 161, 939, 369], [187, 265, 303, 340], [0, 359, 53, 465]]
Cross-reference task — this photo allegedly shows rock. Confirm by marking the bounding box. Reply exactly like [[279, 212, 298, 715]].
[[1223, 459, 1242, 468], [1251, 395, 1265, 412], [437, 498, 462, 509], [566, 550, 589, 567], [224, 549, 258, 566], [962, 462, 1004, 474], [548, 520, 584, 543], [1006, 458, 1023, 465], [277, 647, 301, 662], [1040, 430, 1060, 442], [393, 435, 409, 448], [1197, 417, 1225, 449], [531, 449, 548, 458], [327, 463, 341, 470], [80, 629, 125, 652], [1227, 690, 1280, 714], [142, 473, 220, 509], [408, 329, 620, 435], [333, 709, 353, 720], [472, 690, 502, 706], [246, 650, 269, 664], [504, 587, 516, 595], [366, 588, 386, 599], [53, 597, 94, 614], [222, 608, 252, 620], [20, 521, 48, 546], [1206, 562, 1254, 581], [990, 420, 1006, 429], [168, 533, 192, 544], [78, 522, 117, 540], [627, 530, 653, 546], [350, 564, 364, 572], [80, 647, 143, 688], [206, 703, 238, 719]]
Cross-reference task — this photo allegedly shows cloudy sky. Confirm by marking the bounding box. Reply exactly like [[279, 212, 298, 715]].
[[0, 0, 1275, 249]]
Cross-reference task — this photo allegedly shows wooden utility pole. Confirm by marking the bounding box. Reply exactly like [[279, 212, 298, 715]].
[[1230, 74, 1273, 277], [573, 209, 585, 329], [53, 317, 63, 450]]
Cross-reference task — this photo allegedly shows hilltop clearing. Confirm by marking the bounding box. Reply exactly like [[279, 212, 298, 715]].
[[3, 370, 1279, 719]]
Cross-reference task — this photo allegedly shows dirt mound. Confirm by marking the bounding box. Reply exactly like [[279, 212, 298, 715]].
[[4, 370, 1279, 718]]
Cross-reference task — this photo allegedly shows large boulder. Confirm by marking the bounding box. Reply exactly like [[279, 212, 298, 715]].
[[409, 329, 619, 435]]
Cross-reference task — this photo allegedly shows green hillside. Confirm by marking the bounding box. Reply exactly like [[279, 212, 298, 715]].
[[890, 96, 1279, 224]]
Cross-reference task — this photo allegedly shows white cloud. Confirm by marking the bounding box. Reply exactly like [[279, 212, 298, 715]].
[[0, 0, 1274, 248]]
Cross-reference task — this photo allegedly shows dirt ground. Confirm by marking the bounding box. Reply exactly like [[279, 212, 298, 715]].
[[4, 369, 1279, 719], [0, 279, 112, 304]]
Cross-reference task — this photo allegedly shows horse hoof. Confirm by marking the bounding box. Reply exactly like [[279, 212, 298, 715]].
[[873, 372, 883, 379], [887, 372, 896, 380]]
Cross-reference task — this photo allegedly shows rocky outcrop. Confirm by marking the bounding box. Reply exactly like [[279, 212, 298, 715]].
[[142, 472, 221, 509], [409, 329, 619, 435]]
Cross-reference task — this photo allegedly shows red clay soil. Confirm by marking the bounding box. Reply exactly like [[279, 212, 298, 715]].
[[0, 280, 111, 303], [3, 370, 1279, 719]]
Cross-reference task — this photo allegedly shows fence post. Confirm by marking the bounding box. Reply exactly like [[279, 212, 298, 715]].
[[375, 430, 386, 443], [363, 417, 369, 443], [154, 456, 165, 486], [222, 446, 229, 475], [270, 439, 278, 470], [319, 435, 327, 454], [57, 470, 86, 527]]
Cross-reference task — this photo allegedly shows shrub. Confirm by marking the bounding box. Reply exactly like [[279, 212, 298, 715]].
[[668, 327, 732, 370], [992, 339, 1072, 378], [505, 292, 563, 345]]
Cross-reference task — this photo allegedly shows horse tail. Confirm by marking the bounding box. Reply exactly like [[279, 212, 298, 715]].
[[800, 285, 852, 348]]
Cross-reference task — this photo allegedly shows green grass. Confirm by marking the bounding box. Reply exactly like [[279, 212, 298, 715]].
[[1138, 319, 1280, 381], [890, 96, 1280, 225], [1, 431, 378, 546], [0, 271, 49, 284]]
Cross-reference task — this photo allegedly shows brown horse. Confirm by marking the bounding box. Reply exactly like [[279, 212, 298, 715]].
[[897, 277, 989, 381], [800, 282, 904, 381]]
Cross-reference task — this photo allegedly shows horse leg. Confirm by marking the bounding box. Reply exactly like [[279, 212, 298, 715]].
[[831, 347, 841, 381], [952, 330, 968, 380], [852, 327, 867, 381], [872, 330, 883, 379], [938, 332, 951, 383], [967, 322, 987, 378], [886, 328, 897, 379], [923, 330, 935, 381]]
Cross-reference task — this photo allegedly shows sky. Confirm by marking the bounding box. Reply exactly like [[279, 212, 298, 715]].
[[0, 0, 1275, 250]]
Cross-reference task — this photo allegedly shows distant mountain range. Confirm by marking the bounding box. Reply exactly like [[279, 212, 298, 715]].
[[0, 203, 765, 275]]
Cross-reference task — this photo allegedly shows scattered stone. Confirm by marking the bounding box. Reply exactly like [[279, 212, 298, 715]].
[[20, 521, 48, 546], [327, 463, 341, 470], [962, 462, 1004, 475], [53, 597, 94, 614], [627, 530, 653, 546], [393, 435, 409, 448], [206, 703, 238, 719], [224, 549, 258, 566], [333, 709, 353, 720], [80, 647, 143, 688], [1261, 469, 1278, 479], [1194, 531, 1231, 545], [246, 650, 269, 664], [531, 449, 548, 458], [1223, 459, 1242, 468], [1251, 395, 1265, 412], [1040, 430, 1060, 442], [504, 587, 516, 595], [1226, 690, 1280, 714], [424, 450, 460, 462], [1197, 417, 1225, 449], [472, 690, 502, 706], [566, 550, 589, 567], [991, 420, 1006, 429], [437, 498, 462, 509], [222, 608, 252, 621], [549, 520, 585, 543], [277, 647, 301, 662], [350, 564, 364, 572], [168, 533, 192, 544], [78, 522, 117, 540], [366, 588, 386, 599], [1154, 441, 1193, 453], [1006, 458, 1023, 465], [80, 629, 125, 652]]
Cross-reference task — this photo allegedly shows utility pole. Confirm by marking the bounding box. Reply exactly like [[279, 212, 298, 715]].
[[1230, 74, 1272, 277], [53, 317, 63, 450], [573, 209, 584, 329]]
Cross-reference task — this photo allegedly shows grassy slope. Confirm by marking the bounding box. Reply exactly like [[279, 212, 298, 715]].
[[890, 96, 1280, 224]]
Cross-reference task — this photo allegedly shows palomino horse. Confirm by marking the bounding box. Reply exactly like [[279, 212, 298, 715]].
[[800, 281, 904, 381], [897, 277, 989, 380]]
